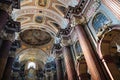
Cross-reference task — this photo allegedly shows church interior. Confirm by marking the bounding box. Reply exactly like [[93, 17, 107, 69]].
[[0, 0, 120, 80]]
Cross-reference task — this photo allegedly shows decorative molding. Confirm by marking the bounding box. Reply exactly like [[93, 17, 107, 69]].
[[86, 1, 100, 21], [0, 30, 15, 42], [60, 27, 74, 46], [0, 3, 12, 15], [12, 7, 68, 28], [71, 16, 86, 27], [35, 0, 50, 9]]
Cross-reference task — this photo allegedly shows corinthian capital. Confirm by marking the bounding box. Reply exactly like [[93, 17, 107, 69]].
[[0, 30, 15, 42], [71, 16, 86, 27], [59, 27, 73, 46]]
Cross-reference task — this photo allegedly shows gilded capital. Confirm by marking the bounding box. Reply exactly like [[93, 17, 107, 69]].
[[71, 16, 86, 27], [0, 30, 15, 42], [61, 38, 72, 47]]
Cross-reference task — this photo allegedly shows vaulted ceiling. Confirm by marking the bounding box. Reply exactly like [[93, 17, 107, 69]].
[[13, 0, 79, 64]]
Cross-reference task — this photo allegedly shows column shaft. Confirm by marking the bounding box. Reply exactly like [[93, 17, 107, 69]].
[[0, 40, 12, 80], [2, 57, 14, 80], [75, 25, 108, 80], [56, 57, 64, 80], [63, 46, 78, 80], [0, 9, 9, 31], [0, 38, 3, 48]]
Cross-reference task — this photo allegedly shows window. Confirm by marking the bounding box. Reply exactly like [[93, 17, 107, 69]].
[[92, 12, 109, 33], [75, 41, 82, 56], [28, 62, 36, 69]]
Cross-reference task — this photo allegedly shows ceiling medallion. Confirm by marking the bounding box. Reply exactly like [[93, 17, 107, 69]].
[[33, 14, 46, 24], [20, 29, 52, 46], [35, 0, 50, 8]]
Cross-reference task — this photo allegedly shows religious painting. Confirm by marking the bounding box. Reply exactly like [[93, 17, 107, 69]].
[[20, 29, 52, 46], [75, 41, 82, 56]]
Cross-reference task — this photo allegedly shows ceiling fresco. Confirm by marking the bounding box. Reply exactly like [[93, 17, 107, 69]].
[[17, 48, 48, 63], [20, 29, 52, 46]]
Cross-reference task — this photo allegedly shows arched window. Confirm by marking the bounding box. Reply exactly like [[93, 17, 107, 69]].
[[92, 12, 109, 32], [28, 62, 36, 69], [75, 41, 82, 56]]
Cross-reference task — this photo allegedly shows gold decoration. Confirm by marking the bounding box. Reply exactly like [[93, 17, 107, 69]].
[[71, 16, 86, 27], [30, 57, 35, 61], [35, 0, 50, 8]]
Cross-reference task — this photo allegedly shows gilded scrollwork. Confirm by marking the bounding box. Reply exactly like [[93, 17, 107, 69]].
[[0, 30, 15, 42], [35, 0, 50, 8], [71, 16, 86, 27]]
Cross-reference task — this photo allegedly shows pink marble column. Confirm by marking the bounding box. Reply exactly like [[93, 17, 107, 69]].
[[56, 57, 64, 80], [63, 46, 78, 80], [75, 25, 109, 80]]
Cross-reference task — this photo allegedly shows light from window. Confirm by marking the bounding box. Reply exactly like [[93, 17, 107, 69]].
[[92, 12, 109, 33], [28, 62, 36, 69]]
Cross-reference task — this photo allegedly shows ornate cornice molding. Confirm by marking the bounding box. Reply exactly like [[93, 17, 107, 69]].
[[59, 27, 74, 46], [12, 7, 68, 28], [0, 30, 15, 42], [0, 3, 12, 15], [71, 16, 86, 27]]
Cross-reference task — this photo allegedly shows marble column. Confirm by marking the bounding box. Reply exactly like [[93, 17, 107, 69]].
[[0, 38, 3, 48], [0, 9, 9, 31], [56, 57, 64, 80], [63, 45, 78, 80], [54, 43, 64, 80], [75, 25, 108, 80], [0, 40, 12, 80], [2, 57, 14, 80]]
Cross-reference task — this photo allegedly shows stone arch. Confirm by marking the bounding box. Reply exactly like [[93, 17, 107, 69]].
[[98, 25, 120, 80]]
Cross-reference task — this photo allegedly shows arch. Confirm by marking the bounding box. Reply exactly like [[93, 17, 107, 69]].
[[21, 23, 57, 37], [27, 62, 36, 69], [16, 48, 48, 64], [98, 25, 120, 80]]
